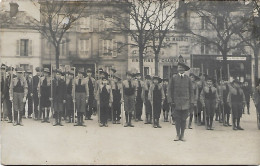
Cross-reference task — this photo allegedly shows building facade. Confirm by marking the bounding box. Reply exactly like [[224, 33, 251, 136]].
[[128, 31, 191, 79], [0, 3, 41, 73], [40, 1, 129, 77]]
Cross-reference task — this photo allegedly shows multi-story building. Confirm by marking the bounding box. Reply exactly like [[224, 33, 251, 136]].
[[40, 0, 129, 77], [128, 30, 191, 78], [176, 0, 255, 84], [0, 2, 41, 73]]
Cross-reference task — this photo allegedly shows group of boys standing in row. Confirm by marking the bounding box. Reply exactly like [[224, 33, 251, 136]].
[[1, 61, 260, 138], [1, 64, 169, 128]]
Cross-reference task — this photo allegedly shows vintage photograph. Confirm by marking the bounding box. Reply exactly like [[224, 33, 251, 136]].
[[0, 0, 260, 165]]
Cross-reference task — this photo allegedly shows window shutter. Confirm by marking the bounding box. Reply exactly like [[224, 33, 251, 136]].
[[99, 15, 104, 32], [29, 40, 32, 55], [112, 39, 117, 57], [99, 39, 103, 57], [89, 15, 93, 32], [88, 38, 91, 58], [16, 40, 20, 55]]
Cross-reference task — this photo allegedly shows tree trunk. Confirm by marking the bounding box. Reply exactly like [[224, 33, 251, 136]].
[[222, 51, 228, 80], [55, 46, 60, 69], [139, 48, 144, 79], [155, 52, 159, 76]]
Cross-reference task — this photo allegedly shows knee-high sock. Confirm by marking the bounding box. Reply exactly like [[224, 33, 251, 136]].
[[175, 118, 181, 136], [237, 117, 240, 127], [180, 119, 186, 136]]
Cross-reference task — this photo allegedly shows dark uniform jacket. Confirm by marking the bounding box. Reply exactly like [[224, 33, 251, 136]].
[[167, 74, 194, 111]]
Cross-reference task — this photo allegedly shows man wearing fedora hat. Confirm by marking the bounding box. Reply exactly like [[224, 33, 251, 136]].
[[73, 68, 88, 126], [227, 79, 246, 130], [149, 76, 164, 128], [9, 67, 28, 126], [85, 68, 96, 120], [38, 68, 52, 123], [144, 75, 152, 124], [33, 67, 42, 120], [122, 71, 137, 127], [200, 76, 219, 130], [53, 69, 66, 126], [168, 60, 193, 141]]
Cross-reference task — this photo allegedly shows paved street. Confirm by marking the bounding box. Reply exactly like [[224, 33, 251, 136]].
[[1, 104, 260, 165]]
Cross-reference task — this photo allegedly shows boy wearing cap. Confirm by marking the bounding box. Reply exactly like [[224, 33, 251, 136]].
[[33, 67, 42, 120], [38, 68, 52, 123], [149, 76, 164, 128], [188, 73, 199, 129], [1, 64, 7, 121], [162, 79, 170, 122], [197, 73, 206, 125], [134, 72, 145, 122], [5, 66, 14, 122], [65, 70, 74, 123], [25, 69, 33, 118], [73, 68, 88, 126], [96, 73, 113, 127], [52, 69, 66, 126], [9, 67, 28, 126], [227, 79, 246, 130], [122, 71, 137, 127], [110, 75, 123, 124], [85, 68, 96, 120], [200, 76, 219, 130], [144, 75, 152, 124], [253, 79, 260, 129]]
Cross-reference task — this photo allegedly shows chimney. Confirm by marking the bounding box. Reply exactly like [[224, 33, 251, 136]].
[[10, 2, 19, 17]]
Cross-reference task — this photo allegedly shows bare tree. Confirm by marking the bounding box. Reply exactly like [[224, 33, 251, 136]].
[[113, 0, 161, 77], [32, 0, 86, 68], [148, 1, 177, 75], [178, 1, 251, 78], [238, 0, 260, 83]]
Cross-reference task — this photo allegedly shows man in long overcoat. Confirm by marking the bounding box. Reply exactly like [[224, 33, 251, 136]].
[[167, 61, 193, 141]]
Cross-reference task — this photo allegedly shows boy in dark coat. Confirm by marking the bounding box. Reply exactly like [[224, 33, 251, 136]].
[[149, 76, 164, 128], [53, 69, 66, 126]]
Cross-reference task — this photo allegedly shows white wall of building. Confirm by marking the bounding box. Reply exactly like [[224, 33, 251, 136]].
[[0, 29, 41, 73]]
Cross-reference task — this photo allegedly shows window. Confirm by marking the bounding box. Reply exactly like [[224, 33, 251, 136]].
[[79, 39, 91, 58], [201, 16, 209, 29], [201, 38, 210, 54], [17, 39, 32, 56], [99, 39, 117, 57], [78, 16, 93, 32], [217, 17, 224, 30], [144, 67, 149, 76], [20, 39, 29, 56]]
